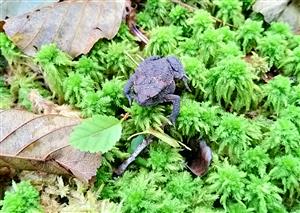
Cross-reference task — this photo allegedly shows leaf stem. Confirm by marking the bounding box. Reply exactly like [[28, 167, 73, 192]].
[[120, 112, 130, 122]]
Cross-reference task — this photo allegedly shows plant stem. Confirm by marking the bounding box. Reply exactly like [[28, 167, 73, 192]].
[[114, 136, 153, 175], [171, 0, 195, 12]]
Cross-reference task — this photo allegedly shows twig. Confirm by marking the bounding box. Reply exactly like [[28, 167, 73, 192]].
[[125, 51, 139, 66], [125, 0, 149, 44], [171, 0, 195, 12], [131, 25, 149, 44], [114, 137, 154, 175], [170, 0, 237, 29], [136, 54, 144, 61], [121, 112, 130, 121], [211, 17, 236, 29]]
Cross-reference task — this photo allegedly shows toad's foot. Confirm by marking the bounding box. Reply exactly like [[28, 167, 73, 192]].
[[164, 94, 180, 125]]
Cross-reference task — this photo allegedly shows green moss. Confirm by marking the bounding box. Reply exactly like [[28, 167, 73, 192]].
[[177, 98, 221, 138], [0, 33, 22, 65], [145, 26, 183, 56], [3, 1, 300, 212], [205, 57, 260, 112], [257, 34, 288, 68], [280, 47, 300, 77], [125, 102, 169, 132], [239, 146, 270, 177], [0, 181, 42, 213], [207, 160, 247, 210], [215, 42, 243, 62], [213, 0, 244, 26], [181, 56, 207, 93], [263, 118, 300, 156], [213, 113, 261, 161], [168, 5, 191, 35], [262, 75, 291, 115], [99, 41, 138, 77], [100, 77, 126, 108], [216, 26, 237, 43], [146, 142, 185, 172], [270, 155, 300, 200], [35, 44, 72, 103], [188, 10, 215, 40], [267, 22, 293, 40], [79, 91, 114, 117], [237, 19, 263, 53], [63, 72, 95, 106], [197, 29, 223, 64], [75, 55, 103, 84], [0, 77, 13, 109]]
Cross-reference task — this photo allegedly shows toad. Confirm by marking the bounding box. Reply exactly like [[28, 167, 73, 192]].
[[124, 56, 190, 124]]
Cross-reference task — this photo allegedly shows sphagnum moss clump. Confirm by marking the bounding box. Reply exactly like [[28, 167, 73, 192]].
[[2, 0, 300, 212], [205, 57, 259, 112]]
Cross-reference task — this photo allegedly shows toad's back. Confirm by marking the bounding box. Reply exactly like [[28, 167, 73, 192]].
[[133, 58, 174, 98]]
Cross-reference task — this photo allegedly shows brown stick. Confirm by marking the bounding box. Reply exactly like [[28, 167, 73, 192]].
[[171, 0, 195, 12], [114, 137, 153, 175]]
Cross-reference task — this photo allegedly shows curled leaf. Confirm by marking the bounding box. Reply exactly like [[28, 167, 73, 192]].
[[187, 140, 212, 176]]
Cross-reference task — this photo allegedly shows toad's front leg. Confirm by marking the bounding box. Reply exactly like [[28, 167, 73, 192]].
[[124, 75, 135, 105], [164, 94, 180, 124]]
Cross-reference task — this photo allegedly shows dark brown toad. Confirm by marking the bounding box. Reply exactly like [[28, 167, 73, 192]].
[[124, 56, 190, 124]]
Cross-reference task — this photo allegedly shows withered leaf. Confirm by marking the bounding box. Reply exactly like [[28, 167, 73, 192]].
[[253, 0, 300, 33], [0, 109, 101, 183], [253, 0, 289, 23], [187, 140, 212, 176], [0, 0, 57, 20], [3, 0, 125, 57]]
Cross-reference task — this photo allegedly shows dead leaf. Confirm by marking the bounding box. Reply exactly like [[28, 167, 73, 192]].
[[253, 0, 289, 22], [0, 0, 57, 20], [253, 0, 300, 33], [277, 1, 300, 33], [3, 0, 125, 57], [0, 109, 101, 183], [28, 89, 81, 118], [187, 140, 212, 176]]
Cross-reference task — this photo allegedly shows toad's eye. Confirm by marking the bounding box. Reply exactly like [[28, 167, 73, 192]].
[[167, 56, 184, 73]]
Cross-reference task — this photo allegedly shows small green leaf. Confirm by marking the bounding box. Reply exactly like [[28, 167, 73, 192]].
[[128, 135, 144, 154], [70, 115, 122, 153], [145, 128, 180, 148], [129, 128, 191, 150]]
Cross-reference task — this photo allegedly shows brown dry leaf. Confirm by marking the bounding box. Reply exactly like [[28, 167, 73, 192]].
[[3, 0, 125, 57], [187, 140, 212, 176], [28, 89, 81, 118], [0, 0, 57, 20], [253, 0, 289, 22], [0, 109, 101, 183], [253, 0, 300, 33]]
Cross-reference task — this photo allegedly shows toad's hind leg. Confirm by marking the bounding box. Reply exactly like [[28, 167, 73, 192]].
[[164, 94, 180, 124]]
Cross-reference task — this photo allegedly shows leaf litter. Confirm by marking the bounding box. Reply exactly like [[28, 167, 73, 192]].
[[3, 0, 126, 57], [0, 109, 101, 183]]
